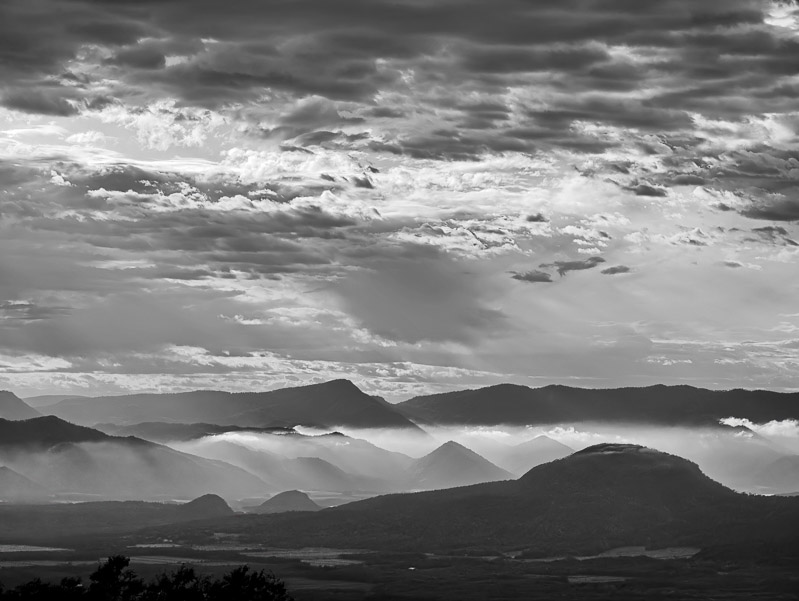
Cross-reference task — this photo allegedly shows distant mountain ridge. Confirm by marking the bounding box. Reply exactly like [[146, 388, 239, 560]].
[[0, 416, 265, 499], [396, 384, 799, 426], [0, 391, 40, 420], [46, 379, 421, 430]]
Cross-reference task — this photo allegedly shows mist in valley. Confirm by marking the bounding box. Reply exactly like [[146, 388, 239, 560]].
[[156, 417, 799, 502]]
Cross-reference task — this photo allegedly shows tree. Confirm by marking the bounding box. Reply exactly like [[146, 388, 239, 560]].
[[87, 556, 144, 601], [206, 566, 292, 601], [0, 557, 293, 601], [141, 566, 207, 601]]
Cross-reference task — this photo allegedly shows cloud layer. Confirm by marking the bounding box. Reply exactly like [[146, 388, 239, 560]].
[[0, 0, 798, 397]]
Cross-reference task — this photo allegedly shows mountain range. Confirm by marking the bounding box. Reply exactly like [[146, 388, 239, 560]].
[[0, 416, 266, 500], [396, 383, 799, 427], [22, 380, 799, 431], [148, 444, 799, 557], [44, 379, 420, 430]]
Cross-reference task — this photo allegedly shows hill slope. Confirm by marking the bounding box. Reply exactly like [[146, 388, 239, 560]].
[[23, 394, 88, 409], [408, 441, 512, 490], [0, 416, 265, 500], [178, 494, 235, 520], [252, 490, 322, 514], [0, 494, 237, 542], [0, 391, 40, 421], [0, 466, 50, 501], [396, 384, 799, 426], [48, 379, 420, 430]]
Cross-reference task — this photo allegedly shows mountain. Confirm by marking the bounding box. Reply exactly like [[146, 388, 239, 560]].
[[0, 416, 266, 500], [0, 466, 50, 502], [407, 441, 513, 490], [0, 391, 40, 420], [754, 455, 799, 494], [251, 490, 322, 514], [682, 425, 794, 493], [153, 444, 799, 557], [498, 435, 574, 476], [176, 433, 403, 492], [47, 379, 421, 430], [178, 494, 235, 520], [23, 394, 88, 409], [396, 384, 799, 427], [96, 422, 295, 443], [0, 415, 109, 449]]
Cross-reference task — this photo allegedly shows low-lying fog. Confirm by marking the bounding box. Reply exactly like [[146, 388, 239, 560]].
[[4, 417, 796, 505], [168, 418, 799, 498]]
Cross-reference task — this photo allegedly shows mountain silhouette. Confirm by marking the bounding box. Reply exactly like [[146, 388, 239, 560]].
[[499, 435, 573, 475], [0, 416, 265, 499], [252, 490, 322, 514], [180, 444, 799, 556], [0, 391, 40, 421], [179, 494, 235, 520], [47, 379, 421, 430], [396, 383, 799, 427], [408, 441, 512, 490], [22, 394, 88, 409], [0, 415, 110, 449], [177, 431, 405, 493]]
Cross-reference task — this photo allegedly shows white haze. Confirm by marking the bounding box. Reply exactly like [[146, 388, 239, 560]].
[[163, 420, 799, 497]]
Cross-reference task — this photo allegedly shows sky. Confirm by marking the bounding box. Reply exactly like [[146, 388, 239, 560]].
[[0, 0, 798, 400]]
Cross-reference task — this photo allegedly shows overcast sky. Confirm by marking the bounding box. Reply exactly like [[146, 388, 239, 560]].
[[1, 0, 798, 399]]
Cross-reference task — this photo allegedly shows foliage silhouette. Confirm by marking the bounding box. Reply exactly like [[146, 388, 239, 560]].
[[0, 556, 292, 601]]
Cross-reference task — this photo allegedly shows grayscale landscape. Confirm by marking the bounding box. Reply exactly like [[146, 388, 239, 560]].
[[1, 0, 799, 599]]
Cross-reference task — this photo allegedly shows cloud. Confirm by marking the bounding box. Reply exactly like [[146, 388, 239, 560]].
[[526, 213, 549, 223], [629, 184, 668, 198], [741, 197, 799, 221], [511, 270, 553, 283], [720, 417, 799, 439], [601, 265, 631, 275], [331, 253, 507, 344], [541, 256, 606, 277], [1, 0, 799, 397], [1, 89, 80, 117]]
